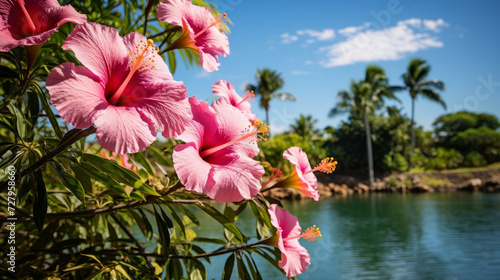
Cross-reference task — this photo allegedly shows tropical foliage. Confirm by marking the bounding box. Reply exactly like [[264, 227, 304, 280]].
[[0, 1, 331, 279]]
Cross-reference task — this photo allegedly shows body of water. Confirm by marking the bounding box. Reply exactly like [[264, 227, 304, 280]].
[[199, 193, 500, 279]]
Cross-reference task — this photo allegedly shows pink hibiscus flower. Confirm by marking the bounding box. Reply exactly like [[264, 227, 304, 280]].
[[212, 80, 257, 122], [0, 0, 86, 51], [46, 22, 191, 154], [157, 0, 229, 72], [277, 147, 337, 201], [172, 96, 266, 202], [268, 204, 322, 277]]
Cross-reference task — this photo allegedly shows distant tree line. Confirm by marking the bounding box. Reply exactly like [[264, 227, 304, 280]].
[[256, 60, 500, 181]]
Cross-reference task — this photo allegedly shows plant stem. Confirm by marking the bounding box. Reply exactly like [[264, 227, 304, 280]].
[[97, 240, 267, 259], [7, 197, 201, 221]]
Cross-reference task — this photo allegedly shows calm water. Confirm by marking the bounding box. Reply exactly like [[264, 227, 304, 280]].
[[197, 193, 500, 280]]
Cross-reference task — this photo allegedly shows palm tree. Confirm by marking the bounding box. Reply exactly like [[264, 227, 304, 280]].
[[246, 68, 296, 125], [398, 59, 445, 167], [290, 115, 320, 141], [329, 66, 399, 184]]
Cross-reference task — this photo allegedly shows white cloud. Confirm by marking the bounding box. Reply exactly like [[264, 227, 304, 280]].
[[423, 18, 448, 32], [282, 28, 335, 44], [320, 19, 448, 68], [297, 28, 335, 41], [305, 60, 313, 65], [338, 24, 368, 36], [281, 33, 298, 44]]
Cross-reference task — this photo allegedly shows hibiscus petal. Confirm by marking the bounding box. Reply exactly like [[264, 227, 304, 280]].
[[62, 22, 128, 86], [122, 32, 173, 81], [212, 80, 256, 121], [207, 154, 264, 202], [94, 106, 157, 154], [46, 62, 107, 129], [126, 80, 191, 139], [211, 98, 258, 157], [157, 0, 192, 27], [176, 96, 217, 145], [41, 4, 87, 30], [284, 147, 313, 173], [268, 205, 302, 239], [173, 142, 214, 193], [280, 241, 311, 278], [0, 19, 21, 51]]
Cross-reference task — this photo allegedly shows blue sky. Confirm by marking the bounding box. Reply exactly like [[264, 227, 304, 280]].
[[173, 0, 500, 133]]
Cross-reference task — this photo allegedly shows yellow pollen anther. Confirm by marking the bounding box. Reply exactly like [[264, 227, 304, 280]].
[[303, 225, 322, 241], [314, 157, 337, 174]]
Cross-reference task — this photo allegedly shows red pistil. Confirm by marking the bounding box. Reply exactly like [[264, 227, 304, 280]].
[[17, 0, 37, 34]]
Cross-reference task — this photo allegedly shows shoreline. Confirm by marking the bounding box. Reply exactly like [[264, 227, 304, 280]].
[[263, 167, 500, 200]]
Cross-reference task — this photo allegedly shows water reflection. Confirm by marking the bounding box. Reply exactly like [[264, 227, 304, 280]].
[[200, 193, 500, 280]]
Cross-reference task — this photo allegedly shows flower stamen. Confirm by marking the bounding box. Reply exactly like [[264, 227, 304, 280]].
[[284, 225, 322, 242], [305, 157, 337, 174], [235, 90, 255, 107], [200, 120, 269, 158], [261, 167, 283, 189], [194, 13, 227, 39], [108, 39, 157, 105], [17, 0, 37, 34]]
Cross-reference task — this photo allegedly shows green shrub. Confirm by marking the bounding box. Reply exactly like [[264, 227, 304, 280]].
[[383, 152, 408, 172], [464, 151, 487, 167]]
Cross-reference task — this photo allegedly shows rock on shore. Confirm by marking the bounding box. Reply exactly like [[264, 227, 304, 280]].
[[262, 168, 500, 200]]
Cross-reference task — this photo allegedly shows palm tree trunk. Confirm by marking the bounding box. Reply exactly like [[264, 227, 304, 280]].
[[265, 109, 269, 126], [409, 97, 415, 170], [364, 112, 374, 185]]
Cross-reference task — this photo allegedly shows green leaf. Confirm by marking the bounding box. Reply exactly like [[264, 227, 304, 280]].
[[34, 84, 62, 139], [222, 254, 235, 280], [165, 204, 185, 237], [167, 50, 177, 74], [17, 173, 34, 205], [153, 205, 173, 253], [70, 164, 93, 194], [83, 153, 159, 196], [7, 104, 25, 139], [236, 253, 251, 280], [244, 253, 263, 280], [52, 161, 85, 203], [129, 152, 154, 175], [77, 162, 127, 196], [147, 146, 173, 166], [196, 203, 244, 243], [33, 171, 47, 232], [0, 65, 18, 79]]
